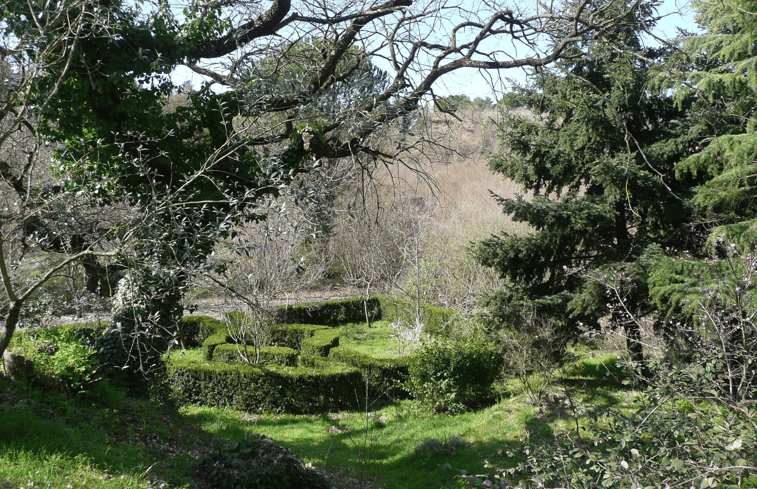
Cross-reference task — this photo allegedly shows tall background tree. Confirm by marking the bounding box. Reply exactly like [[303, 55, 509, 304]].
[[1, 0, 648, 374], [475, 1, 702, 362]]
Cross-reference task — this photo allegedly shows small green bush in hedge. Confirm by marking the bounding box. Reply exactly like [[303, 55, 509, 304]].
[[405, 337, 499, 413], [301, 329, 340, 356], [203, 330, 229, 360], [273, 297, 381, 325], [167, 357, 363, 413], [329, 346, 411, 399]]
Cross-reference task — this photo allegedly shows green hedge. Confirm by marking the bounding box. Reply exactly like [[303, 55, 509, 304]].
[[273, 297, 381, 325], [271, 324, 330, 349], [301, 329, 340, 357], [203, 330, 229, 360], [329, 346, 411, 399], [378, 297, 456, 336], [178, 315, 224, 348], [167, 357, 363, 413], [213, 344, 298, 366]]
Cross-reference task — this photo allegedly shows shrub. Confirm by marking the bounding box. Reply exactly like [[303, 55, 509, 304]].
[[10, 322, 108, 351], [38, 342, 100, 393], [7, 324, 113, 397], [300, 328, 340, 356], [93, 309, 169, 395], [405, 337, 499, 413], [329, 346, 410, 399], [167, 357, 363, 413], [273, 297, 381, 325]]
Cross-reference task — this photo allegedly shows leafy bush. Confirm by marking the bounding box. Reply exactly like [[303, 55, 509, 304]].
[[37, 342, 99, 393], [7, 324, 113, 397], [93, 308, 169, 395], [405, 337, 499, 413], [497, 314, 567, 405]]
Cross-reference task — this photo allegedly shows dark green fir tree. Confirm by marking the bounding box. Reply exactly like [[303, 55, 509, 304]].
[[476, 5, 701, 362]]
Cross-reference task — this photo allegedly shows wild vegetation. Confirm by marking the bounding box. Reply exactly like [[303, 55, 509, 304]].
[[2, 0, 757, 487]]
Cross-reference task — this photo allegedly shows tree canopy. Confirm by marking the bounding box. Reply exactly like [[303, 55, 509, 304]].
[[0, 0, 649, 364], [477, 0, 757, 366]]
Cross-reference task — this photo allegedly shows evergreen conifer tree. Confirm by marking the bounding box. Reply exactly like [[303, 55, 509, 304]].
[[477, 5, 699, 361]]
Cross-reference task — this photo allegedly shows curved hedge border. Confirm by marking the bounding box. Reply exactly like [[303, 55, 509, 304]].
[[213, 344, 298, 366], [378, 298, 456, 336], [301, 329, 340, 357], [329, 346, 411, 399], [271, 324, 330, 350], [273, 297, 381, 325], [167, 357, 364, 413], [178, 315, 224, 348]]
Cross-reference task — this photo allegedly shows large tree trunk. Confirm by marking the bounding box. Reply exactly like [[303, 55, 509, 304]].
[[0, 300, 22, 367]]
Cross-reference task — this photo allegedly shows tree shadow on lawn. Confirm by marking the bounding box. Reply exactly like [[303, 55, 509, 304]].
[[0, 391, 202, 487], [214, 407, 542, 489]]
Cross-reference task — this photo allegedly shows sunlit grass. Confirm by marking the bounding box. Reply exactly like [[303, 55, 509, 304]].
[[181, 373, 631, 489]]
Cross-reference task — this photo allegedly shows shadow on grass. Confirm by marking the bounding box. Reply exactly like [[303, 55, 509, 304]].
[[0, 381, 206, 488]]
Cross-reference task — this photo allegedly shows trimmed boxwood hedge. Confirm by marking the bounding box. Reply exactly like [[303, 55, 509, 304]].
[[329, 346, 411, 398], [378, 297, 456, 336], [178, 315, 224, 348], [203, 330, 229, 360], [301, 328, 340, 357], [273, 297, 381, 325], [213, 344, 298, 366], [271, 324, 330, 349], [167, 357, 364, 413]]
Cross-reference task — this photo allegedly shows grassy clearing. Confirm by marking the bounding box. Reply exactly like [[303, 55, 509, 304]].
[[2, 320, 640, 489], [181, 366, 635, 489]]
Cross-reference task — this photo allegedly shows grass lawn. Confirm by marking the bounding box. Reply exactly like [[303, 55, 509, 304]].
[[181, 368, 634, 489]]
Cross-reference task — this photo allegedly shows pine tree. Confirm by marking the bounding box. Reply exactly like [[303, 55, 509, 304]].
[[477, 8, 700, 361]]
